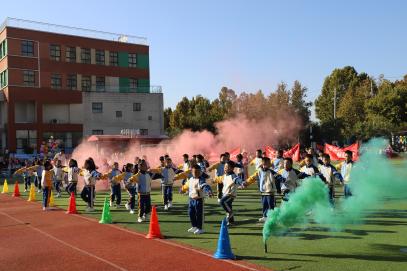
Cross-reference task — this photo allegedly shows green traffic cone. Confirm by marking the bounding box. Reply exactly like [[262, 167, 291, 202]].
[[99, 197, 113, 224]]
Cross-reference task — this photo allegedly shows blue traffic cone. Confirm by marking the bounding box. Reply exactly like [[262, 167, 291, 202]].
[[213, 218, 235, 259]]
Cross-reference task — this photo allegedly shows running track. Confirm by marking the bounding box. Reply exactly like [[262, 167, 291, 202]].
[[0, 194, 269, 271]]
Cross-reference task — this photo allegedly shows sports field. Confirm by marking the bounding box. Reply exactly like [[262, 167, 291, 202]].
[[1, 161, 406, 271]]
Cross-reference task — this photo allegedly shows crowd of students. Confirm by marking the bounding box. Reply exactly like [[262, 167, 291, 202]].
[[12, 147, 355, 235]]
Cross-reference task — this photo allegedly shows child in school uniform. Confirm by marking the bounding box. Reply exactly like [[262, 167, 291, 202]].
[[300, 154, 325, 179], [80, 158, 102, 212], [34, 159, 44, 193], [336, 150, 354, 198], [151, 157, 181, 210], [277, 157, 308, 201], [214, 160, 244, 226], [196, 154, 207, 173], [108, 162, 122, 208], [235, 153, 245, 180], [127, 160, 162, 222], [319, 153, 343, 205], [207, 153, 228, 203], [53, 160, 64, 197], [181, 164, 213, 234], [113, 163, 135, 213], [250, 149, 264, 170], [65, 159, 80, 195], [243, 157, 278, 223], [41, 160, 54, 211]]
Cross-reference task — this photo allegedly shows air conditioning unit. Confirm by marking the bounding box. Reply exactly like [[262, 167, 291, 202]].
[[51, 119, 57, 124]]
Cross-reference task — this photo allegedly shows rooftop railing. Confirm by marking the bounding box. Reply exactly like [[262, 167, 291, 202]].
[[1, 17, 148, 45]]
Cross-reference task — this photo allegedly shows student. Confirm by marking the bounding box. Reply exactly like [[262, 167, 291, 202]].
[[127, 160, 162, 223], [250, 149, 264, 171], [80, 158, 102, 212], [208, 154, 228, 202], [113, 163, 136, 214], [300, 154, 324, 179], [214, 161, 244, 226], [180, 154, 190, 172], [181, 164, 213, 234], [244, 157, 278, 222], [65, 159, 80, 195], [319, 153, 343, 205], [337, 150, 354, 198], [196, 154, 207, 172], [53, 160, 64, 197], [34, 159, 44, 193], [271, 150, 285, 194], [277, 157, 308, 201], [23, 161, 32, 192], [152, 157, 181, 210], [41, 160, 54, 211], [108, 162, 122, 208], [235, 153, 245, 180], [299, 147, 321, 167]]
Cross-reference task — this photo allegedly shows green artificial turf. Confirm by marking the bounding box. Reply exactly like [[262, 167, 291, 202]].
[[1, 163, 407, 271]]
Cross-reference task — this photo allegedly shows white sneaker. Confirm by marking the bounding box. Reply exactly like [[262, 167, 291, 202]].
[[137, 217, 143, 223], [42, 207, 48, 211], [130, 210, 135, 214], [187, 227, 197, 233], [164, 205, 168, 210], [258, 217, 266, 223], [217, 199, 221, 203], [125, 203, 130, 210], [116, 204, 121, 209], [24, 189, 27, 192], [86, 207, 95, 212], [109, 201, 113, 207], [57, 193, 61, 198], [194, 228, 204, 235], [168, 202, 172, 208], [306, 210, 312, 216], [142, 214, 146, 221], [37, 189, 42, 193]]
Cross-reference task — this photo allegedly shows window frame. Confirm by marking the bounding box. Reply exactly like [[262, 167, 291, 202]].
[[21, 40, 34, 57], [95, 49, 105, 65], [50, 73, 62, 89], [65, 46, 76, 62], [66, 74, 77, 90], [133, 102, 141, 112], [96, 76, 105, 91], [81, 76, 91, 91], [109, 51, 118, 66], [91, 130, 104, 135], [116, 111, 122, 118], [129, 78, 138, 91], [49, 44, 61, 61], [23, 70, 35, 86], [92, 103, 103, 113], [81, 48, 91, 64], [128, 53, 137, 68]]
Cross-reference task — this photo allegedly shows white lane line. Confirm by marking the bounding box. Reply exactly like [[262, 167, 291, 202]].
[[0, 210, 128, 271]]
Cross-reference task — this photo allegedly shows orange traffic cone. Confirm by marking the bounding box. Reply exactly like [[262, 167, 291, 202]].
[[12, 181, 21, 197], [66, 192, 78, 214], [146, 205, 164, 239]]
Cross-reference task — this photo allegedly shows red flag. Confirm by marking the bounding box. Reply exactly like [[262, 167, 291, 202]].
[[283, 143, 300, 162], [264, 146, 277, 158], [324, 142, 359, 161], [228, 147, 241, 159]]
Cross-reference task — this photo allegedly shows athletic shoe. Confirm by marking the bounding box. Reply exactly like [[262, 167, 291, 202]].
[[86, 207, 95, 212], [217, 199, 221, 203], [116, 204, 121, 209], [130, 210, 135, 214], [42, 207, 48, 211], [37, 189, 42, 193], [187, 227, 197, 233], [164, 205, 168, 211], [168, 202, 172, 208], [306, 211, 312, 216], [142, 214, 146, 221], [109, 201, 113, 207], [24, 189, 27, 192], [194, 228, 204, 235], [125, 203, 130, 210], [56, 193, 61, 198], [258, 217, 266, 223], [137, 217, 143, 223]]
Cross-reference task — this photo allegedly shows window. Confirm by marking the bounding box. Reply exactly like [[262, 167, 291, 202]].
[[140, 129, 148, 135], [66, 46, 76, 62], [67, 74, 77, 90], [96, 77, 105, 91], [110, 51, 118, 66], [49, 44, 61, 61], [129, 78, 137, 91], [116, 111, 122, 118], [128, 53, 137, 67], [96, 50, 105, 65], [0, 70, 7, 88], [0, 40, 7, 59], [23, 70, 35, 86], [51, 74, 62, 89], [16, 130, 37, 153], [81, 48, 91, 64], [92, 103, 103, 113], [81, 76, 91, 91], [133, 102, 141, 111], [21, 40, 34, 56], [92, 130, 104, 135], [148, 116, 152, 121]]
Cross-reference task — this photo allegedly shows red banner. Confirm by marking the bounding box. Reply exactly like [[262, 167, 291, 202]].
[[208, 147, 241, 162], [264, 143, 300, 162], [324, 142, 360, 161]]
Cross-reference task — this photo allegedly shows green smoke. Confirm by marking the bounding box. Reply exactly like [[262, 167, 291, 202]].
[[263, 138, 407, 242]]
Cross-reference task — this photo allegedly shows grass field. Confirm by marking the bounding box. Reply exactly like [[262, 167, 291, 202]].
[[1, 162, 407, 271]]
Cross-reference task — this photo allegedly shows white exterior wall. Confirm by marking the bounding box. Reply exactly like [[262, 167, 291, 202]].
[[82, 92, 164, 136]]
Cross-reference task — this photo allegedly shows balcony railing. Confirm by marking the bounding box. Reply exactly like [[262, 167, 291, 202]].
[[81, 85, 162, 93], [1, 17, 148, 45]]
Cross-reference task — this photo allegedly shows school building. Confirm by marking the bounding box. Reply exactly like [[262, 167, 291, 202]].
[[0, 18, 164, 153]]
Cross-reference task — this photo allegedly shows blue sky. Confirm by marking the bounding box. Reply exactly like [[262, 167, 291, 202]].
[[2, 0, 407, 118]]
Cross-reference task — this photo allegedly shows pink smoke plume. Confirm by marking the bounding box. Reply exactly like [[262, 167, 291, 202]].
[[72, 114, 302, 171]]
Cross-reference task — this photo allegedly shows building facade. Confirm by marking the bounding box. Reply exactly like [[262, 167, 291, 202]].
[[0, 18, 164, 153]]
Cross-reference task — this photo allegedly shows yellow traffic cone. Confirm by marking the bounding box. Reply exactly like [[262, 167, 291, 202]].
[[1, 179, 8, 193], [27, 184, 36, 202], [49, 190, 55, 207]]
